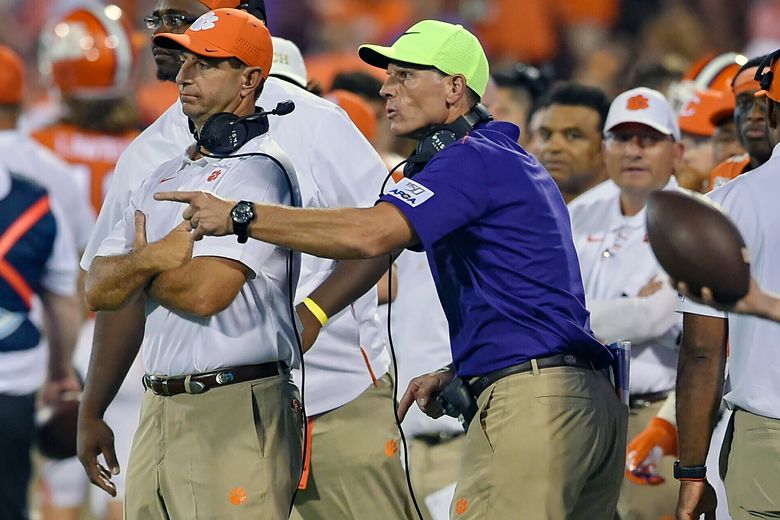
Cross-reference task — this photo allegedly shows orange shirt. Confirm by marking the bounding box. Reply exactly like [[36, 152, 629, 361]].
[[709, 154, 751, 191], [32, 123, 138, 214]]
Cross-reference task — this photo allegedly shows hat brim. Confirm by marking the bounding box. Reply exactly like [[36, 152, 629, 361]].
[[153, 33, 234, 60], [605, 119, 677, 140], [358, 44, 434, 70]]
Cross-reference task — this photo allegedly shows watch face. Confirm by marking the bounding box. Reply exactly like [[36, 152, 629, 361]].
[[231, 203, 254, 224]]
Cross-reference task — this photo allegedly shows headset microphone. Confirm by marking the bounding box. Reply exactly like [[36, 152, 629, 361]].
[[191, 100, 296, 157]]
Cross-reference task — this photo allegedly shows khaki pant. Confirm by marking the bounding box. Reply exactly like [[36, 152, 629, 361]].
[[124, 375, 303, 519], [451, 365, 628, 520], [290, 374, 415, 520], [617, 399, 678, 520], [723, 409, 780, 519], [409, 433, 467, 520]]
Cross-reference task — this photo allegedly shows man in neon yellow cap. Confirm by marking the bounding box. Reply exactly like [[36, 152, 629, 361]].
[[158, 19, 628, 519]]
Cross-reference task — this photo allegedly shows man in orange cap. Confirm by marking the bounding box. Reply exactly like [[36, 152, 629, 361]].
[[84, 10, 305, 518], [710, 56, 774, 189], [0, 44, 82, 520], [676, 88, 739, 192]]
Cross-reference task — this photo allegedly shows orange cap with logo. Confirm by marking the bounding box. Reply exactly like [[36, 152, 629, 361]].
[[678, 89, 736, 137], [153, 9, 272, 77], [0, 45, 25, 105]]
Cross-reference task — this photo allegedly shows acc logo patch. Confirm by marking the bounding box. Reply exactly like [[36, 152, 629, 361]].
[[386, 178, 434, 207], [191, 12, 218, 31], [626, 95, 650, 111]]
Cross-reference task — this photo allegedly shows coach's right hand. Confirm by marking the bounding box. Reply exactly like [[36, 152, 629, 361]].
[[398, 367, 454, 421], [78, 414, 119, 497]]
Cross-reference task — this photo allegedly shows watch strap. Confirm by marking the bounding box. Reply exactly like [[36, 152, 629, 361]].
[[673, 460, 706, 480]]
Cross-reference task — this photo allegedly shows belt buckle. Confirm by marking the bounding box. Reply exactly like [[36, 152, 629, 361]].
[[147, 375, 171, 397]]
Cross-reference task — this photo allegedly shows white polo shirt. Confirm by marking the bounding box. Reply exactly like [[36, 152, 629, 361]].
[[392, 251, 463, 437], [677, 144, 780, 420], [570, 177, 682, 395], [567, 178, 620, 211], [95, 135, 300, 376], [83, 77, 390, 414], [0, 166, 79, 395], [0, 130, 94, 249]]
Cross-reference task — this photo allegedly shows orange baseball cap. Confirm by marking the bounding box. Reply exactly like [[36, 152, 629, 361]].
[[678, 89, 736, 137], [732, 66, 761, 96], [0, 45, 25, 105], [153, 9, 272, 77], [326, 89, 377, 141]]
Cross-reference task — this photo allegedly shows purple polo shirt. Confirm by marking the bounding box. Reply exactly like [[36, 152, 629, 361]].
[[380, 121, 611, 377]]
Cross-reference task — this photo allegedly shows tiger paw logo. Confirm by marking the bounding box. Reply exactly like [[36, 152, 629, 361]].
[[191, 12, 219, 32], [455, 498, 469, 515], [384, 439, 399, 458], [207, 169, 223, 182], [229, 487, 247, 506], [626, 94, 650, 111]]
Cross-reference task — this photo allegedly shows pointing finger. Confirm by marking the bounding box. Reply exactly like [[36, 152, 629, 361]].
[[155, 191, 198, 203]]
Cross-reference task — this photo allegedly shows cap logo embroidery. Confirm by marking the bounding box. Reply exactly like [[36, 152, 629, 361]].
[[626, 95, 650, 111], [273, 52, 289, 65], [191, 12, 219, 32]]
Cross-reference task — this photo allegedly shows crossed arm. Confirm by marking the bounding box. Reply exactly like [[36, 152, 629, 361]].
[[86, 211, 248, 317]]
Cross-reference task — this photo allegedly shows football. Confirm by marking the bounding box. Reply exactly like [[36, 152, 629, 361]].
[[646, 190, 750, 305], [36, 394, 80, 460]]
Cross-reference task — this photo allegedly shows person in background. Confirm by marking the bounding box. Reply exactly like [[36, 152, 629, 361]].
[[491, 62, 551, 148], [533, 82, 612, 204]]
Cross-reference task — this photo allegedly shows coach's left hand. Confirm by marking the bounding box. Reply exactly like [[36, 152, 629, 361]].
[[155, 191, 236, 240], [398, 367, 454, 422]]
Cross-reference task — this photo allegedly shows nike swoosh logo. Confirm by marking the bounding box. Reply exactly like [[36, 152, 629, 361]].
[[159, 176, 176, 183], [204, 48, 220, 52], [399, 31, 421, 37]]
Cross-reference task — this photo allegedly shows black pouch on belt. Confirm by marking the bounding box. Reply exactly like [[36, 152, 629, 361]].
[[435, 376, 478, 432]]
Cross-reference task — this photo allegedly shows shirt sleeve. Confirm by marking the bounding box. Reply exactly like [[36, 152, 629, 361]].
[[93, 178, 146, 259], [191, 156, 290, 276], [309, 108, 387, 207], [41, 198, 79, 297], [588, 278, 682, 344], [378, 144, 491, 248]]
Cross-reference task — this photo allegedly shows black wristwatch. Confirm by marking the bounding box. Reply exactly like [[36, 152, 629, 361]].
[[673, 460, 707, 480], [230, 200, 255, 244]]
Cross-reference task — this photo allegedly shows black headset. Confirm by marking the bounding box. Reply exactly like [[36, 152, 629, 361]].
[[189, 100, 295, 157], [755, 49, 780, 91], [404, 103, 493, 178], [238, 0, 267, 22]]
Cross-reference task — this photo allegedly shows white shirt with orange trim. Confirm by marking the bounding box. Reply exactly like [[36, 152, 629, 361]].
[[677, 144, 780, 420], [83, 77, 390, 415], [570, 177, 682, 395], [96, 135, 301, 376], [0, 130, 94, 249]]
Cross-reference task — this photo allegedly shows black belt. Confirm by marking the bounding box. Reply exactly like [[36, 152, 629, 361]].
[[143, 362, 285, 397], [629, 390, 669, 409], [469, 354, 595, 398]]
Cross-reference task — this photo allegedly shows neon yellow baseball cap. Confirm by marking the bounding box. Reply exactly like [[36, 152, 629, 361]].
[[358, 20, 490, 98]]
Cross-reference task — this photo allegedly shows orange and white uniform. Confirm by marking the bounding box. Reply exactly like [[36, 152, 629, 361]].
[[709, 153, 751, 190], [31, 124, 137, 214]]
